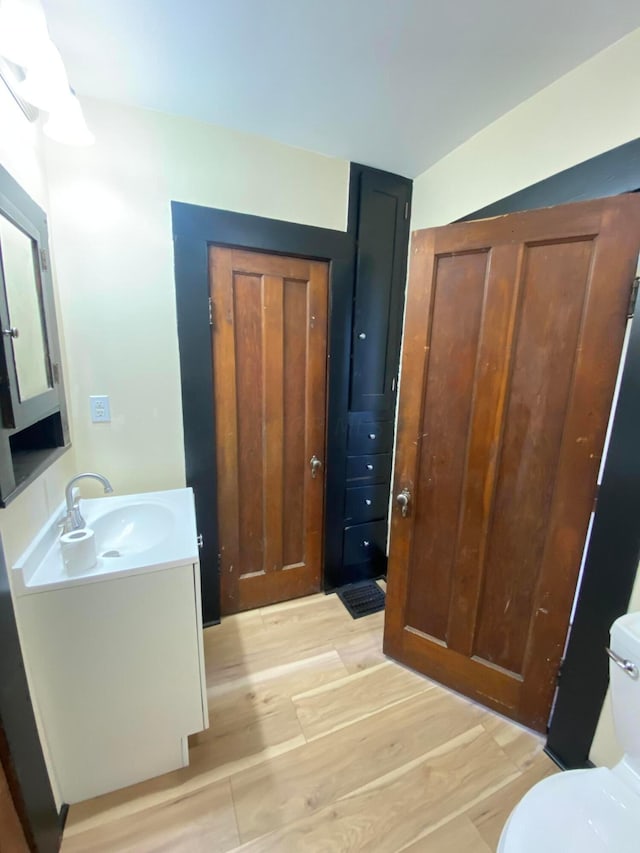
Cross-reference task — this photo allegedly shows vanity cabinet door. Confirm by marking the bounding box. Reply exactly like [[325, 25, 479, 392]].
[[18, 564, 206, 803]]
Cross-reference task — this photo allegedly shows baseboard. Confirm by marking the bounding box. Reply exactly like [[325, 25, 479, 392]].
[[544, 745, 595, 771], [59, 802, 69, 834]]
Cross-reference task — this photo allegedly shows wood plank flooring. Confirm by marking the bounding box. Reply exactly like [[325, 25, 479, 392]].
[[61, 587, 556, 852]]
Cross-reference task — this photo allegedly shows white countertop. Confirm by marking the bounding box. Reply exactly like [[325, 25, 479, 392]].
[[13, 488, 199, 595]]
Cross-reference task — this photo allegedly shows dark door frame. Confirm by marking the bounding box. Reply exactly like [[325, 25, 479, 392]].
[[172, 202, 355, 625], [0, 541, 61, 852], [461, 137, 640, 769]]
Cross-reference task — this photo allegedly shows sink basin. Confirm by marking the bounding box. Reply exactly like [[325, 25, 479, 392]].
[[13, 488, 199, 593], [92, 502, 175, 557]]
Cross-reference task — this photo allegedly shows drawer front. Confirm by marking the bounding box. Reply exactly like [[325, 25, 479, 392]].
[[346, 453, 392, 484], [343, 520, 387, 567], [345, 484, 389, 524], [347, 420, 394, 455]]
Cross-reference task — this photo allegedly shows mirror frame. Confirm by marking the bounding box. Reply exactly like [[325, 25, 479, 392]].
[[0, 191, 58, 429], [0, 164, 70, 505]]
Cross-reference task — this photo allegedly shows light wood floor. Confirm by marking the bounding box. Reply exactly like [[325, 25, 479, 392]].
[[61, 586, 556, 852]]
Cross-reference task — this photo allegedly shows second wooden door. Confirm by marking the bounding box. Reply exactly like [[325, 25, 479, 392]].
[[210, 248, 328, 615], [384, 195, 640, 731]]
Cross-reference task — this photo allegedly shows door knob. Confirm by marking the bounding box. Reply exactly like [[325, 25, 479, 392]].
[[396, 487, 411, 518], [2, 327, 19, 339], [310, 455, 322, 479]]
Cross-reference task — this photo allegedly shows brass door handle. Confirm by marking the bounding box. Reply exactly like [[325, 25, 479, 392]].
[[310, 455, 322, 479], [396, 488, 411, 518]]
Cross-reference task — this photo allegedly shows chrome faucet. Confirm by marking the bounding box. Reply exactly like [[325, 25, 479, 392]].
[[63, 473, 113, 533]]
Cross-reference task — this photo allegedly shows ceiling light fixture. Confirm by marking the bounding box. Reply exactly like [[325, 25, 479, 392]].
[[0, 0, 95, 146], [43, 91, 95, 146], [0, 0, 50, 67], [15, 40, 70, 111]]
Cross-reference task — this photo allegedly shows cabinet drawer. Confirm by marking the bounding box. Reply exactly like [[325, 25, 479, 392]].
[[346, 453, 392, 484], [343, 520, 387, 567], [347, 421, 394, 455], [345, 484, 389, 524]]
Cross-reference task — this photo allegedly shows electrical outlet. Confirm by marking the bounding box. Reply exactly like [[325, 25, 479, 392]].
[[90, 395, 111, 423]]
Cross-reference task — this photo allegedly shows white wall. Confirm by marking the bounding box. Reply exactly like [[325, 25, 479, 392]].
[[409, 28, 640, 767], [0, 82, 77, 568], [411, 28, 640, 229], [44, 97, 349, 499]]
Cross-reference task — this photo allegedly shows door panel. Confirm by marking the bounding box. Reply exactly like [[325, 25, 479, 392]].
[[384, 195, 640, 731], [210, 248, 328, 615], [350, 171, 410, 413]]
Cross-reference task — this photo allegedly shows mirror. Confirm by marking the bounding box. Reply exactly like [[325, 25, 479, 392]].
[[0, 212, 51, 402]]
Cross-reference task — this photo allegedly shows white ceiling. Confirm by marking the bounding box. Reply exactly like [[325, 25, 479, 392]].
[[42, 0, 640, 177]]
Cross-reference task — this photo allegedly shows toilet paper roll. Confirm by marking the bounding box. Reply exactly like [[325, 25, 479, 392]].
[[60, 528, 97, 575]]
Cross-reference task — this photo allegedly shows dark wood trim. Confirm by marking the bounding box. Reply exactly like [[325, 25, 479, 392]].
[[544, 746, 594, 772], [545, 304, 640, 767], [172, 203, 355, 625], [462, 138, 640, 221], [59, 802, 69, 835], [461, 137, 640, 769], [0, 542, 60, 852]]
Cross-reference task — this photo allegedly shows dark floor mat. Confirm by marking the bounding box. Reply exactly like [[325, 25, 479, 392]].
[[336, 580, 385, 619]]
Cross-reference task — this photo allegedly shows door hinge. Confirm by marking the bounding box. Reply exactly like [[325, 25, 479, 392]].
[[208, 297, 214, 328], [391, 376, 397, 393], [51, 361, 60, 385], [197, 533, 204, 549], [628, 277, 639, 319], [40, 248, 49, 270], [592, 484, 600, 514], [556, 658, 565, 682], [404, 201, 409, 220]]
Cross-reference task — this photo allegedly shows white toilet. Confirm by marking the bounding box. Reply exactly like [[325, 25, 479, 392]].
[[498, 611, 640, 852]]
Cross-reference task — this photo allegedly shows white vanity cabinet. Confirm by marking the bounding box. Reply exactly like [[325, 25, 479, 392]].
[[12, 488, 208, 804], [19, 562, 207, 803]]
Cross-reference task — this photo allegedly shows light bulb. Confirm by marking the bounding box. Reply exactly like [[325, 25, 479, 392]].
[[44, 93, 95, 146], [16, 39, 70, 110]]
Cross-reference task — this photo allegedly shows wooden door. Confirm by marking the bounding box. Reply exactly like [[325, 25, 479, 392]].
[[384, 195, 640, 732], [210, 248, 328, 615]]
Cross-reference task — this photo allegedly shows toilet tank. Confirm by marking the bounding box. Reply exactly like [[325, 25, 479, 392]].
[[610, 612, 640, 774]]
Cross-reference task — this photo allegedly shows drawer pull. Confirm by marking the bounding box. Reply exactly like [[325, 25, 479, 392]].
[[365, 498, 372, 506], [358, 332, 366, 340], [362, 540, 370, 548], [368, 433, 376, 440], [366, 463, 374, 471]]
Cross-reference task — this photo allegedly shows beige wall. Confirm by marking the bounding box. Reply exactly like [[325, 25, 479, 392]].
[[0, 82, 77, 570], [411, 28, 640, 229], [410, 27, 640, 767], [44, 97, 349, 499]]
